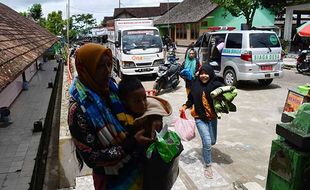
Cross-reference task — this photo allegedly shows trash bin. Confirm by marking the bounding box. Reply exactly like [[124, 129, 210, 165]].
[[266, 140, 310, 190], [23, 81, 29, 90], [0, 107, 11, 123], [267, 103, 310, 190]]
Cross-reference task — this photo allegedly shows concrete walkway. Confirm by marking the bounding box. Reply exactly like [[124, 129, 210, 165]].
[[0, 61, 58, 190]]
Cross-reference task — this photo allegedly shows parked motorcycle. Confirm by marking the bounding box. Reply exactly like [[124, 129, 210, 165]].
[[296, 49, 310, 73], [153, 48, 180, 95]]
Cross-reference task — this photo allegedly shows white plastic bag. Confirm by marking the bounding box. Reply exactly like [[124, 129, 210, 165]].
[[172, 110, 195, 141]]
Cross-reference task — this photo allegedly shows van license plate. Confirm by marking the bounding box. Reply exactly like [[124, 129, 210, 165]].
[[261, 65, 272, 71]]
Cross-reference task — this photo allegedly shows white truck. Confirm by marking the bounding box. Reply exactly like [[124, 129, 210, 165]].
[[107, 18, 164, 78]]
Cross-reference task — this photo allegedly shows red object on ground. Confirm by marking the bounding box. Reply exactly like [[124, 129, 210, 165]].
[[146, 89, 157, 96]]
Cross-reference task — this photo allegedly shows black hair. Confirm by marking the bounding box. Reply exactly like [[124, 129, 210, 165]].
[[118, 76, 144, 100]]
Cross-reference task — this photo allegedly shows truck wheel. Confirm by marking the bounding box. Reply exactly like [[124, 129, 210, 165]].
[[224, 69, 237, 86], [258, 79, 273, 86]]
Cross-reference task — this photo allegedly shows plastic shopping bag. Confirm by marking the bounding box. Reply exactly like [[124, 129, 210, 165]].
[[172, 110, 196, 141], [143, 125, 183, 190]]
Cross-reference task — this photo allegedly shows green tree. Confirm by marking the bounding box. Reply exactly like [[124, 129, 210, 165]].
[[46, 11, 64, 35], [72, 14, 96, 35], [211, 0, 261, 28], [260, 0, 310, 15], [62, 17, 78, 42], [29, 3, 43, 21], [39, 17, 47, 28], [20, 12, 28, 17]]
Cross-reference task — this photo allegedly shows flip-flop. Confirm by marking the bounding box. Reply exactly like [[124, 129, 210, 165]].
[[204, 166, 213, 179]]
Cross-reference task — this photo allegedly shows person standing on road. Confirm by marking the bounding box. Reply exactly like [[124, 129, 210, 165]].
[[180, 64, 223, 179], [68, 43, 153, 190], [180, 48, 200, 95]]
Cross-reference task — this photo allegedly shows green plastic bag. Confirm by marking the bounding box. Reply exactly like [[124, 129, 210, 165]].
[[146, 124, 182, 163]]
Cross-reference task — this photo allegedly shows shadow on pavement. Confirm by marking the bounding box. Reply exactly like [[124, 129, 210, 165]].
[[295, 71, 310, 76], [212, 147, 233, 165], [179, 148, 202, 165], [236, 81, 281, 91]]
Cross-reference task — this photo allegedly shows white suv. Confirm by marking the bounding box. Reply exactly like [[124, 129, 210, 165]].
[[194, 30, 284, 86]]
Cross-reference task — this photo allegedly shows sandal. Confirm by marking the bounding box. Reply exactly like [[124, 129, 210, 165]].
[[204, 166, 213, 179]]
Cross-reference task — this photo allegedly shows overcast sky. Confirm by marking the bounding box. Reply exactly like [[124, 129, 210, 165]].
[[1, 0, 183, 23]]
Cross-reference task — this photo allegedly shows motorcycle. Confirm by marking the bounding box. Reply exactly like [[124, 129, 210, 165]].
[[296, 49, 310, 73], [153, 48, 180, 95]]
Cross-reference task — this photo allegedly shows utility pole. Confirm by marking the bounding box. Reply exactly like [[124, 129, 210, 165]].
[[119, 0, 121, 8], [168, 0, 171, 37], [67, 0, 70, 46]]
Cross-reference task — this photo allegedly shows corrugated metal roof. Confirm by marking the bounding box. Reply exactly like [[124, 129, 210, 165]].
[[155, 0, 218, 25], [0, 3, 58, 93]]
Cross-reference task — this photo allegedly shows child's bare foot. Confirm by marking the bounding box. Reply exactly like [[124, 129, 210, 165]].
[[204, 166, 213, 179]]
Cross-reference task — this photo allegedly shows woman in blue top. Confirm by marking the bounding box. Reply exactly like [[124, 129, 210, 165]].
[[180, 48, 200, 95]]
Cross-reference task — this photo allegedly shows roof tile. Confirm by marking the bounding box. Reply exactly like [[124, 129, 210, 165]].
[[0, 3, 58, 92]]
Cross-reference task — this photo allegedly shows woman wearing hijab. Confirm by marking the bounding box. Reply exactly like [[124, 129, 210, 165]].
[[68, 43, 151, 190], [180, 48, 200, 95], [180, 64, 223, 179]]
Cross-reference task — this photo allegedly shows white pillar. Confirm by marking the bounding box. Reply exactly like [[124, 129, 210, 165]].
[[284, 8, 293, 41]]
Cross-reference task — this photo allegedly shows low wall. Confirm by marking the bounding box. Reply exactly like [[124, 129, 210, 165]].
[[58, 57, 91, 188]]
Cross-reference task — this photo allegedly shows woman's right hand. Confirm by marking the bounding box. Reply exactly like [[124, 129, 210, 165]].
[[134, 129, 154, 147], [179, 105, 186, 114]]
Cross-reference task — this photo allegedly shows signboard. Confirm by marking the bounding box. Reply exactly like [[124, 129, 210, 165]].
[[281, 89, 309, 122], [283, 91, 304, 113]]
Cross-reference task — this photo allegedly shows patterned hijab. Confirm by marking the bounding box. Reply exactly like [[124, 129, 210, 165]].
[[75, 43, 112, 97]]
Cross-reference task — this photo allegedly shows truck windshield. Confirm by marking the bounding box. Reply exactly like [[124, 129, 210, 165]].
[[122, 29, 162, 54]]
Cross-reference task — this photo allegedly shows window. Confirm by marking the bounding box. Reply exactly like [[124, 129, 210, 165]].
[[226, 33, 242, 48], [194, 35, 204, 47], [176, 24, 187, 39], [250, 33, 280, 48], [190, 23, 200, 39]]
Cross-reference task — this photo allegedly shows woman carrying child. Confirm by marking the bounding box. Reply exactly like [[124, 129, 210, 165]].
[[180, 64, 223, 179], [68, 43, 153, 190]]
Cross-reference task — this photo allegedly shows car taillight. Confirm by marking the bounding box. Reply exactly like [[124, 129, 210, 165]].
[[241, 51, 252, 62]]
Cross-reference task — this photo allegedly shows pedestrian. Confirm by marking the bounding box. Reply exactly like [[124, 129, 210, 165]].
[[213, 36, 225, 70], [184, 42, 195, 59], [68, 43, 152, 190], [118, 76, 171, 138], [119, 76, 182, 190], [134, 96, 182, 190], [180, 48, 200, 95], [180, 64, 223, 179], [118, 76, 148, 124]]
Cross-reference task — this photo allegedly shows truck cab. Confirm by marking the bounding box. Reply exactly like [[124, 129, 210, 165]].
[[107, 18, 164, 78]]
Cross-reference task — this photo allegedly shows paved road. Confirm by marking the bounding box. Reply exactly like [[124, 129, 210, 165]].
[[71, 54, 308, 190]]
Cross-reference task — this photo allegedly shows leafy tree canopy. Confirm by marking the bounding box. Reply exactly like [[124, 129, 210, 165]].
[[72, 14, 96, 35], [260, 0, 310, 15], [46, 11, 64, 35], [29, 3, 43, 21], [211, 0, 261, 28], [211, 0, 310, 27]]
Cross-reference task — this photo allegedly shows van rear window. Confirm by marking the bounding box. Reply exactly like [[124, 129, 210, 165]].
[[250, 33, 280, 48]]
